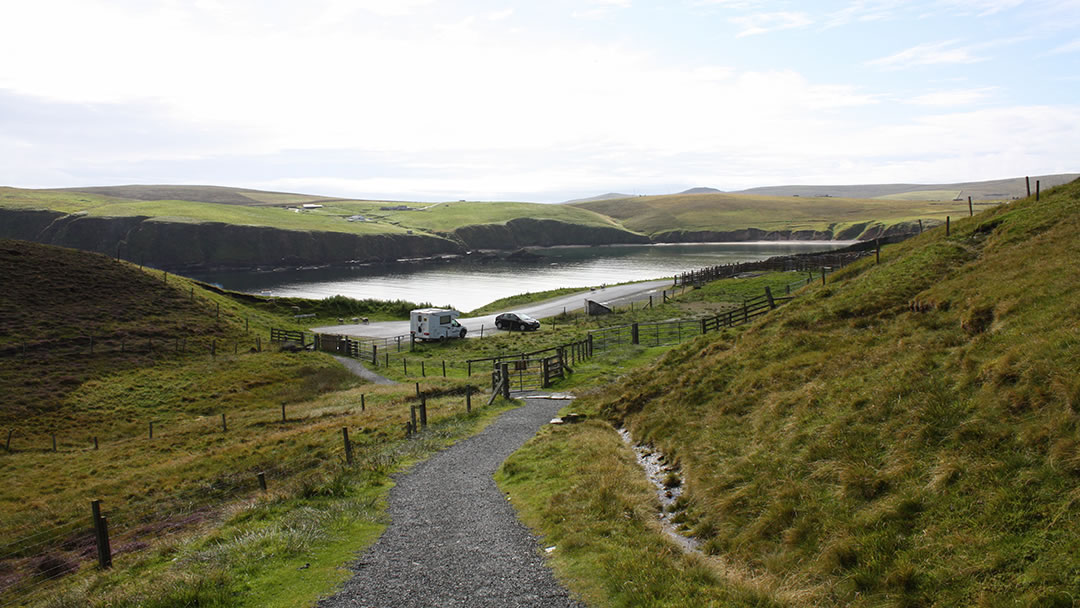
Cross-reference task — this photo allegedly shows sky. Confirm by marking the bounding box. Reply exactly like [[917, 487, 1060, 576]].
[[1, 0, 1078, 202]]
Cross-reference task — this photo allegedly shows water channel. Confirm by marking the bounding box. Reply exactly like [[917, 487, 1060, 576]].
[[187, 241, 852, 312]]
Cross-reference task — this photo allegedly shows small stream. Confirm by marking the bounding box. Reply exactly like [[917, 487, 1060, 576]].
[[618, 429, 702, 553]]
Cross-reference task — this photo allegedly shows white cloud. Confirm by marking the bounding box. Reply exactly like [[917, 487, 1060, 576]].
[[1049, 38, 1080, 53], [824, 0, 905, 27], [907, 87, 997, 106], [572, 0, 631, 19], [866, 40, 986, 69], [729, 11, 813, 37], [938, 0, 1026, 16]]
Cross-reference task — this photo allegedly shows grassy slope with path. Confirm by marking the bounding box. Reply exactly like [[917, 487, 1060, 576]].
[[0, 239, 520, 607], [499, 178, 1080, 606]]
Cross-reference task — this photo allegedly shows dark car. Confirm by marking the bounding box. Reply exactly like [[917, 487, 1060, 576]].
[[494, 312, 541, 331]]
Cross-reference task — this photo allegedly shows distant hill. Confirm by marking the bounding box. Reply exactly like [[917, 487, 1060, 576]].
[[560, 192, 634, 204], [679, 187, 723, 194], [730, 173, 1079, 200], [56, 184, 344, 206]]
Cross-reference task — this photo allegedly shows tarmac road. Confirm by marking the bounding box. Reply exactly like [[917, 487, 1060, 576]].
[[313, 278, 674, 339]]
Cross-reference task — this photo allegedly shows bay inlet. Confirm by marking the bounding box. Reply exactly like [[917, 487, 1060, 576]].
[[187, 241, 853, 312]]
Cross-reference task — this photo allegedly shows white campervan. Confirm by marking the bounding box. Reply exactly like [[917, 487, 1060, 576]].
[[410, 308, 467, 342]]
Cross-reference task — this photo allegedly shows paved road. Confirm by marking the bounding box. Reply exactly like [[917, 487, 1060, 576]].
[[317, 395, 584, 608], [314, 279, 673, 339]]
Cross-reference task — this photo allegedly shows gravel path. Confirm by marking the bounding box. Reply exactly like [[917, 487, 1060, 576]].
[[332, 355, 397, 385], [317, 395, 584, 608]]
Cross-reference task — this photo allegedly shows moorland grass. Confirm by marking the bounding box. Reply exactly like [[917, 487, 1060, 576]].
[[1, 238, 527, 607], [507, 179, 1080, 606], [572, 192, 975, 237]]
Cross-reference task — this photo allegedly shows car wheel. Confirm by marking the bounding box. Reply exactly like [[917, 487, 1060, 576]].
[[459, 329, 466, 338]]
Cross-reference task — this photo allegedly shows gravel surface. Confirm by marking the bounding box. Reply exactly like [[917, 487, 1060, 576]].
[[317, 395, 584, 608]]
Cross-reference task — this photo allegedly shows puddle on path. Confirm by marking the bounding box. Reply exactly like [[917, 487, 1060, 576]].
[[618, 429, 702, 553]]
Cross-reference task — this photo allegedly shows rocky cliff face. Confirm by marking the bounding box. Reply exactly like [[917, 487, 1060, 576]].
[[451, 217, 650, 249], [652, 227, 835, 242], [0, 208, 896, 271], [1, 210, 463, 271]]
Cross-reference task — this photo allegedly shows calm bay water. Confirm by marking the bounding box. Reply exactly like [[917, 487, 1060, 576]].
[[187, 242, 851, 312]]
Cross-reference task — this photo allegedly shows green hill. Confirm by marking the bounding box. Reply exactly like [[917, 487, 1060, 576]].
[[571, 191, 974, 240], [504, 178, 1080, 606]]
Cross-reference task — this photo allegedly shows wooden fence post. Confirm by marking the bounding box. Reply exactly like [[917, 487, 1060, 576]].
[[1026, 176, 1031, 197], [281, 403, 286, 422], [410, 406, 417, 434], [372, 344, 378, 366], [442, 360, 446, 377], [343, 427, 353, 465], [258, 472, 267, 491], [221, 413, 227, 432], [420, 396, 427, 429], [1036, 180, 1040, 201], [968, 196, 973, 217], [821, 268, 826, 286], [500, 363, 511, 400], [91, 500, 112, 569], [946, 216, 950, 237], [149, 421, 154, 439], [421, 361, 426, 377], [765, 286, 775, 309], [416, 382, 421, 397], [466, 386, 472, 413], [361, 393, 366, 412], [542, 358, 550, 388], [52, 433, 57, 452], [875, 239, 881, 264], [403, 358, 408, 375], [93, 436, 98, 450], [631, 323, 639, 345], [5, 429, 11, 451]]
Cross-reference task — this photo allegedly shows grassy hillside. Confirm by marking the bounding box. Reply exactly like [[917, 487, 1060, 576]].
[[56, 184, 342, 206], [354, 200, 629, 233], [0, 239, 517, 607], [503, 178, 1080, 606], [732, 173, 1080, 200], [572, 191, 974, 238]]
